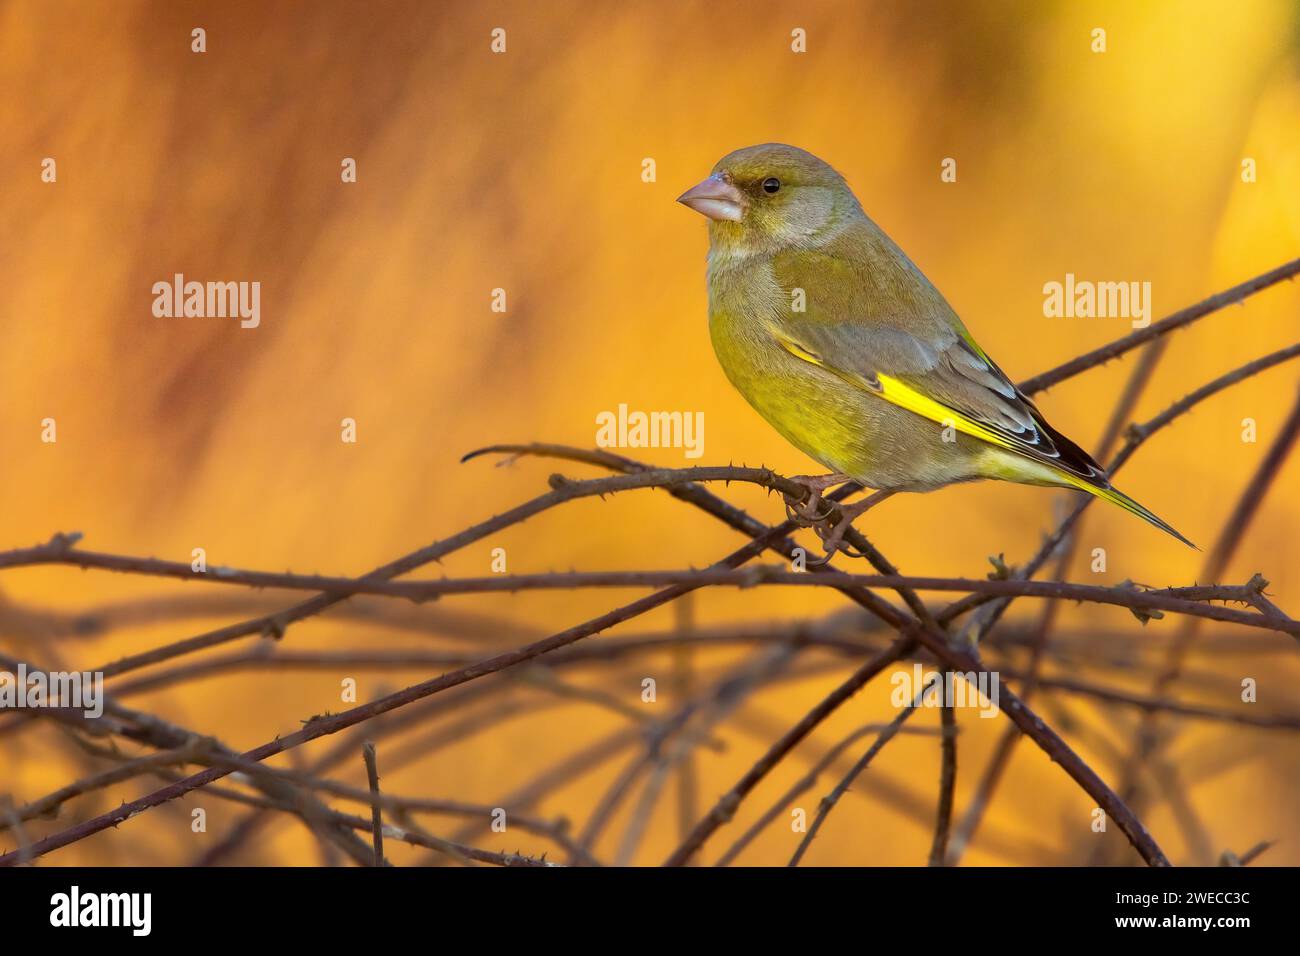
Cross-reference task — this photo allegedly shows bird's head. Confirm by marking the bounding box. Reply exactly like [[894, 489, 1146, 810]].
[[677, 143, 859, 255]]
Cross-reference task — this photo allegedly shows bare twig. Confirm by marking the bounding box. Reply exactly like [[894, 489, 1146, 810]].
[[0, 519, 804, 866], [664, 636, 916, 866], [362, 742, 383, 866], [788, 691, 924, 866], [939, 342, 1300, 631], [1097, 382, 1300, 864], [1221, 841, 1275, 866], [1017, 257, 1300, 395], [0, 743, 202, 832], [714, 720, 943, 866], [4, 265, 1297, 869], [929, 698, 957, 866], [947, 339, 1170, 863], [0, 797, 32, 865], [15, 553, 1290, 636]]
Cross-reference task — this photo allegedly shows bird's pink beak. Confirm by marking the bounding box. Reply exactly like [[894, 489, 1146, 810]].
[[677, 174, 747, 222]]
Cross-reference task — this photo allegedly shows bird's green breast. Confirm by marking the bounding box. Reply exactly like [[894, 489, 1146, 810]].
[[706, 257, 874, 478], [704, 244, 991, 491]]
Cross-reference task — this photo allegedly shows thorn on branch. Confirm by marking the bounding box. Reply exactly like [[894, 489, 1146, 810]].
[[986, 554, 1010, 580], [47, 531, 83, 552]]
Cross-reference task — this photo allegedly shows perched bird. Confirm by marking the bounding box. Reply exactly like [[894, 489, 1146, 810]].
[[677, 143, 1192, 554]]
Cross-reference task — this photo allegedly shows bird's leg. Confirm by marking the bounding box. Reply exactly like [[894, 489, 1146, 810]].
[[814, 489, 895, 560], [782, 473, 852, 525]]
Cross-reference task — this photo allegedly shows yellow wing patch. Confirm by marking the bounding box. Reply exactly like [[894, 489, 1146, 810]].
[[771, 328, 827, 369], [771, 327, 1196, 546], [874, 373, 1016, 451], [772, 327, 1025, 455]]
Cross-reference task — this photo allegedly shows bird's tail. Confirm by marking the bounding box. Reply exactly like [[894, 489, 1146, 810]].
[[1064, 476, 1197, 549]]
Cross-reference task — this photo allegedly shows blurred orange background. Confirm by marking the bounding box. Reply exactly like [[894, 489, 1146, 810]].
[[1, 0, 1298, 865]]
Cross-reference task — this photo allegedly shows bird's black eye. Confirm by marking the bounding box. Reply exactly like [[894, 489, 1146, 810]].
[[762, 177, 781, 194]]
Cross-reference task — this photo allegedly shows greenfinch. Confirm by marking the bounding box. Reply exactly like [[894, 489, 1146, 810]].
[[677, 143, 1192, 552]]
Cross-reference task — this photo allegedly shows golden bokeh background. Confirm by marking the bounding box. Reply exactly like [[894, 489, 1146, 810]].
[[2, 0, 1298, 865]]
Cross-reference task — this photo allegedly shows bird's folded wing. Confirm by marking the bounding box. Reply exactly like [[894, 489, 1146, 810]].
[[771, 319, 1107, 484]]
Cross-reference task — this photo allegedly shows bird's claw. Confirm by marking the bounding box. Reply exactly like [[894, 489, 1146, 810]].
[[814, 515, 870, 560], [810, 489, 895, 562], [782, 473, 849, 527], [783, 492, 835, 526]]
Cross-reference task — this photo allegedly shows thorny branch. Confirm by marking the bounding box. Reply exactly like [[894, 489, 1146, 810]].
[[2, 259, 1298, 867]]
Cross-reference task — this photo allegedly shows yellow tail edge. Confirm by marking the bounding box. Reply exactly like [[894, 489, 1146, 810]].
[[1065, 476, 1198, 549]]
